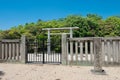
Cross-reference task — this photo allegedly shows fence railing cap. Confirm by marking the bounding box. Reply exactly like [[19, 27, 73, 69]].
[[68, 37, 120, 41], [1, 39, 20, 42]]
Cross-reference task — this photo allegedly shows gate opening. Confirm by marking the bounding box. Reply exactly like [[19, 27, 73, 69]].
[[26, 35, 62, 64], [26, 27, 79, 64]]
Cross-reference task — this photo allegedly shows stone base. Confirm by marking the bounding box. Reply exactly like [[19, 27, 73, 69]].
[[91, 69, 106, 75]]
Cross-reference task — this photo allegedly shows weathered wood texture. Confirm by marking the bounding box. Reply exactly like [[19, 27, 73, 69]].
[[93, 38, 102, 71], [0, 36, 27, 63], [67, 37, 120, 65], [42, 27, 79, 30], [20, 35, 27, 63], [61, 34, 68, 65], [0, 39, 21, 62]]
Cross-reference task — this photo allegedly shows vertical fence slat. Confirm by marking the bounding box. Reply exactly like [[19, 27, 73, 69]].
[[0, 41, 2, 59], [101, 41, 105, 64], [9, 43, 12, 59], [16, 43, 19, 60], [5, 43, 8, 60], [2, 43, 5, 59], [80, 41, 83, 62], [111, 40, 114, 63], [110, 40, 113, 63], [107, 40, 111, 63], [114, 41, 117, 63], [12, 43, 15, 60], [90, 41, 93, 63], [18, 43, 20, 60], [70, 41, 73, 64], [115, 41, 118, 63], [116, 40, 119, 63], [111, 40, 114, 64], [66, 40, 69, 64], [75, 41, 78, 64], [104, 40, 107, 65], [113, 41, 116, 63], [118, 40, 120, 63], [85, 41, 88, 61]]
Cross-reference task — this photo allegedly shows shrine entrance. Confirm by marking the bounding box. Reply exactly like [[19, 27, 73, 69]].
[[26, 27, 79, 64]]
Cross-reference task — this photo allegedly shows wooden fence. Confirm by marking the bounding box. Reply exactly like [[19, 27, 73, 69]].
[[0, 35, 26, 63], [0, 39, 20, 62], [67, 37, 120, 65], [0, 35, 120, 66]]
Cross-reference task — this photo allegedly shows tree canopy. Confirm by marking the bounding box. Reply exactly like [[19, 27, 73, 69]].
[[1, 14, 120, 39]]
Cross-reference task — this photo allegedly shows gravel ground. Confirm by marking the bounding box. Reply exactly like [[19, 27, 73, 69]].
[[0, 63, 120, 80]]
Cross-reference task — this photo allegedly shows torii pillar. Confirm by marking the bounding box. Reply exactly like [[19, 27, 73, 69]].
[[47, 29, 51, 54]]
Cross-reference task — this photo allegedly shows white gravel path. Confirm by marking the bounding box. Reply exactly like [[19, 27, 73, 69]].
[[0, 63, 120, 80]]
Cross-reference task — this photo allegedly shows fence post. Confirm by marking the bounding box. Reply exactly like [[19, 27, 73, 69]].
[[0, 40, 2, 59], [91, 37, 106, 75], [20, 35, 27, 63], [119, 40, 120, 64], [62, 33, 68, 65]]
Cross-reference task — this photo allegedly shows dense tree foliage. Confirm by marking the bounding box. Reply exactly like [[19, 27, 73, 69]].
[[1, 14, 120, 39]]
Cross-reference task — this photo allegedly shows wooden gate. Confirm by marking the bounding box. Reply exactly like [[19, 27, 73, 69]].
[[26, 36, 61, 64]]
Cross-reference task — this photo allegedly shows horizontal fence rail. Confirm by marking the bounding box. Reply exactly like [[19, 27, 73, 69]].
[[67, 37, 120, 65]]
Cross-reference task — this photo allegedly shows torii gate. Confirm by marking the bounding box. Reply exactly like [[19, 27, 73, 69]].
[[42, 27, 79, 54]]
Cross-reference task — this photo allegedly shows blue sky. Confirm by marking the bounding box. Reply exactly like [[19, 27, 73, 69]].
[[0, 0, 120, 30]]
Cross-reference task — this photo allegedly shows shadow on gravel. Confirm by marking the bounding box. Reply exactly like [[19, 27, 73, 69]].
[[0, 71, 5, 76]]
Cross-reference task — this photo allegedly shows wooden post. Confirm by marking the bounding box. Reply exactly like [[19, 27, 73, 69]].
[[90, 41, 94, 63], [107, 40, 111, 63], [16, 43, 19, 60], [113, 41, 116, 63], [5, 43, 8, 60], [2, 43, 4, 60], [62, 33, 68, 65], [47, 29, 51, 54], [91, 38, 106, 75], [70, 40, 73, 65], [0, 40, 2, 59], [118, 40, 120, 64], [85, 41, 88, 61], [8, 43, 12, 60], [12, 43, 15, 60], [20, 35, 27, 63], [75, 41, 78, 64], [70, 28, 73, 38], [80, 41, 83, 62], [101, 40, 105, 65], [116, 40, 119, 63]]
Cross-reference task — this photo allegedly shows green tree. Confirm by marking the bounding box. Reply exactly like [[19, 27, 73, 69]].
[[103, 16, 120, 36]]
